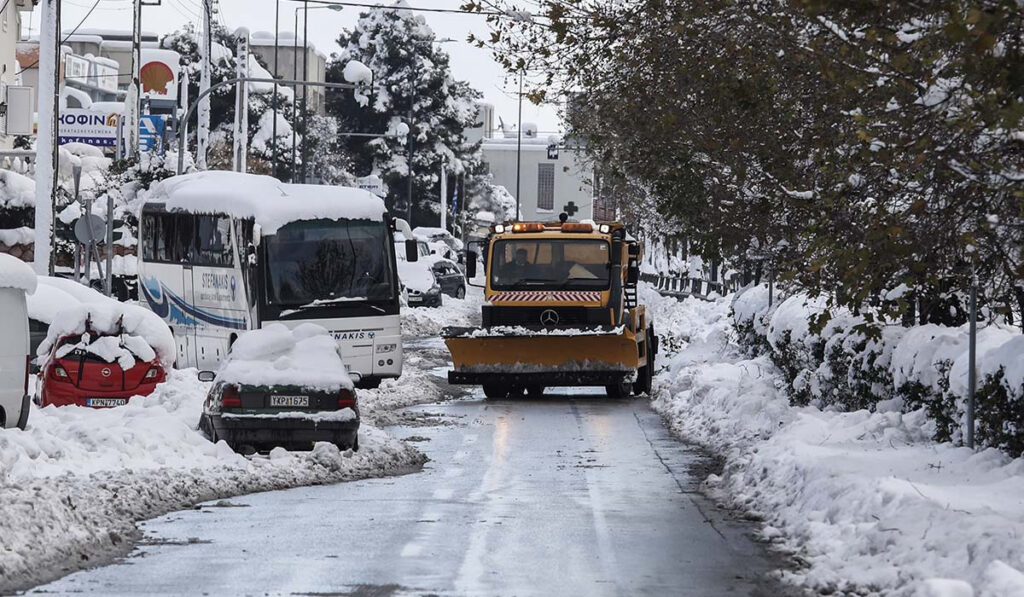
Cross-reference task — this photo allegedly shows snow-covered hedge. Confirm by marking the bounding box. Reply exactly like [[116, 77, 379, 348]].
[[733, 285, 1024, 455]]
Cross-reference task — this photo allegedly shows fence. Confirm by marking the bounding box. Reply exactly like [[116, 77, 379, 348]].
[[641, 273, 743, 301]]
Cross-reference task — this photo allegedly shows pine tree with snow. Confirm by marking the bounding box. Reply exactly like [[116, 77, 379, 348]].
[[325, 2, 483, 226]]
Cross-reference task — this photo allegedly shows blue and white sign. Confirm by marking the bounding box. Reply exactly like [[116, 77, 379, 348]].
[[139, 115, 167, 153], [58, 109, 120, 146]]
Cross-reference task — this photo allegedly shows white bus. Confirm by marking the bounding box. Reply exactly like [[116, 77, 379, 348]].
[[136, 171, 417, 388]]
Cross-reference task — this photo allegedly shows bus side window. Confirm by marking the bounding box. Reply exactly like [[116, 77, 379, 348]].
[[146, 214, 176, 263], [197, 215, 233, 266], [174, 214, 196, 263]]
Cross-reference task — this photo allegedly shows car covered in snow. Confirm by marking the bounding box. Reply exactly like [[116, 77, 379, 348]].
[[26, 276, 111, 369], [0, 254, 35, 430], [395, 233, 465, 303], [413, 226, 464, 262], [34, 301, 174, 408], [198, 323, 360, 452]]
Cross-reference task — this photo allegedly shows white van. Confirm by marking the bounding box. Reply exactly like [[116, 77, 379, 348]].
[[0, 254, 35, 430]]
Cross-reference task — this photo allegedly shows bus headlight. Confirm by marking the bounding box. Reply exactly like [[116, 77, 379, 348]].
[[376, 343, 397, 354]]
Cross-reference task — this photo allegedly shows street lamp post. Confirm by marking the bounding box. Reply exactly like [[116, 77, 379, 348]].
[[272, 0, 280, 178], [288, 2, 342, 183]]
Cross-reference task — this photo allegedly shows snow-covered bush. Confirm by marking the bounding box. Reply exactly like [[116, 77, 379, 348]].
[[733, 284, 1024, 455]]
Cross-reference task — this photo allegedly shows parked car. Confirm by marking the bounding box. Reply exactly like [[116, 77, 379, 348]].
[[413, 226, 464, 262], [395, 233, 465, 301], [198, 323, 360, 453], [0, 254, 36, 430], [429, 258, 467, 299], [398, 258, 443, 307], [35, 302, 174, 408]]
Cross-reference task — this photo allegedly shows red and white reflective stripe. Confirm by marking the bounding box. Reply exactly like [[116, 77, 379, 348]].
[[489, 291, 602, 303]]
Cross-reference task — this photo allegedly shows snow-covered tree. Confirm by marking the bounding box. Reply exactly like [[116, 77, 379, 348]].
[[325, 2, 483, 226]]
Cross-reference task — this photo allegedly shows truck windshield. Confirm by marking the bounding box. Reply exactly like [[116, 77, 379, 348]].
[[264, 219, 396, 306], [490, 239, 611, 290]]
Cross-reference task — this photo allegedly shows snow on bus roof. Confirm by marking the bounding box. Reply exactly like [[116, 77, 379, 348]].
[[147, 171, 388, 234]]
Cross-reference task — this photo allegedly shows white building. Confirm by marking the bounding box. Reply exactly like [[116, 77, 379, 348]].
[[474, 103, 595, 223], [0, 1, 36, 149], [249, 31, 327, 116]]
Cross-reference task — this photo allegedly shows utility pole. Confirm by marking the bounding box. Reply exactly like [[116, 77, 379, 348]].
[[300, 0, 309, 183], [179, 68, 189, 157], [967, 269, 978, 449], [197, 0, 212, 170], [439, 156, 447, 231], [291, 8, 298, 181], [271, 0, 280, 179], [33, 0, 59, 275], [514, 68, 523, 220], [233, 29, 249, 172], [129, 0, 142, 158], [406, 108, 414, 225]]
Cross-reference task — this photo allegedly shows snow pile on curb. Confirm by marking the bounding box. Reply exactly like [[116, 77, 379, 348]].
[[0, 370, 424, 592], [401, 290, 484, 337], [651, 293, 1024, 596]]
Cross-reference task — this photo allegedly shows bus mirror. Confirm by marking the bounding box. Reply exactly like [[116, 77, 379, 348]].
[[465, 251, 477, 279], [405, 239, 419, 262]]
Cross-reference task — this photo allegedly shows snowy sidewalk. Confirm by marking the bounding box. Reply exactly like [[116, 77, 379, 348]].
[[0, 370, 425, 592], [650, 294, 1024, 597]]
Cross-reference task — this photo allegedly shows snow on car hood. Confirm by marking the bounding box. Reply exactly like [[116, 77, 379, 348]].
[[397, 260, 436, 293], [217, 323, 354, 391]]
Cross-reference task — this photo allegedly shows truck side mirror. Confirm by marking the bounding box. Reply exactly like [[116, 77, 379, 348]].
[[405, 239, 419, 262], [465, 251, 478, 279], [626, 263, 639, 285]]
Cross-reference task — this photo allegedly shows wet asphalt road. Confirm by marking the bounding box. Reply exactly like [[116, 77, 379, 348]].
[[31, 360, 786, 596]]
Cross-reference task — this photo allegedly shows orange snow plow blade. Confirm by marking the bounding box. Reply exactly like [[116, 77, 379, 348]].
[[444, 327, 641, 386]]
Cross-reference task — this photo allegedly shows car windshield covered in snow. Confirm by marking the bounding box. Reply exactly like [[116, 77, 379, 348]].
[[490, 239, 611, 290], [264, 219, 396, 306]]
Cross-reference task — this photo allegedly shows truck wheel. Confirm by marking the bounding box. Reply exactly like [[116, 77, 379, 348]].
[[635, 330, 656, 396], [605, 380, 632, 398], [483, 384, 506, 399]]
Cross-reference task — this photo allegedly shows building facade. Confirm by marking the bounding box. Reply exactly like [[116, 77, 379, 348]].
[[249, 31, 327, 116], [474, 103, 595, 223]]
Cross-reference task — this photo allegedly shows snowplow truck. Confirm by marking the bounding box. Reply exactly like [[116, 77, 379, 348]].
[[444, 221, 657, 398]]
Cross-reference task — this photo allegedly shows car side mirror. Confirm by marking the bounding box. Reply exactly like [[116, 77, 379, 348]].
[[197, 370, 216, 382], [465, 251, 477, 279], [405, 239, 419, 262]]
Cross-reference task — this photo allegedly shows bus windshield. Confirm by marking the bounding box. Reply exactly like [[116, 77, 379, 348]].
[[490, 239, 611, 290], [264, 219, 396, 306]]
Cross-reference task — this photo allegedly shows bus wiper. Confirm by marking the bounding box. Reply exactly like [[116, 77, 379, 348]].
[[284, 298, 386, 313]]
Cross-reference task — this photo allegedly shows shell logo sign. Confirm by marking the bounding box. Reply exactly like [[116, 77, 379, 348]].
[[139, 49, 181, 103], [141, 62, 175, 95]]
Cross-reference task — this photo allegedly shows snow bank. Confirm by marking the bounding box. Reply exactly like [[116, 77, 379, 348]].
[[217, 323, 354, 391], [0, 169, 36, 209], [37, 300, 174, 368], [401, 287, 483, 336], [0, 369, 424, 592], [0, 253, 37, 293], [147, 171, 387, 234], [652, 292, 1024, 595]]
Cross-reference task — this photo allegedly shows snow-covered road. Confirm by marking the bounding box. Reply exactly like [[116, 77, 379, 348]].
[[28, 361, 789, 596]]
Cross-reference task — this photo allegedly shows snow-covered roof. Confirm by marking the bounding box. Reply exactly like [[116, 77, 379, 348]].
[[217, 323, 354, 391], [0, 253, 36, 294], [147, 171, 388, 235]]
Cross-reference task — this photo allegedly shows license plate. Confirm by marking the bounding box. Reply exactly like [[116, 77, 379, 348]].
[[87, 398, 127, 407], [270, 395, 309, 408]]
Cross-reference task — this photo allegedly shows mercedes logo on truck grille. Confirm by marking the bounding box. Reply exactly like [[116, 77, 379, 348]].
[[540, 309, 560, 327]]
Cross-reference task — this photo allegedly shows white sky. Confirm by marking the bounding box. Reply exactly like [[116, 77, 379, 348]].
[[25, 0, 562, 133]]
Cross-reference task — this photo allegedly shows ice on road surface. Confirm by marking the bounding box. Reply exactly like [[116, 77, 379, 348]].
[[31, 395, 790, 597]]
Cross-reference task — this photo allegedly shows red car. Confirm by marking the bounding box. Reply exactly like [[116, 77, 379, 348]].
[[36, 331, 167, 408]]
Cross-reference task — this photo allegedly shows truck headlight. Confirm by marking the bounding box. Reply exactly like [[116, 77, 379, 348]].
[[376, 343, 397, 354]]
